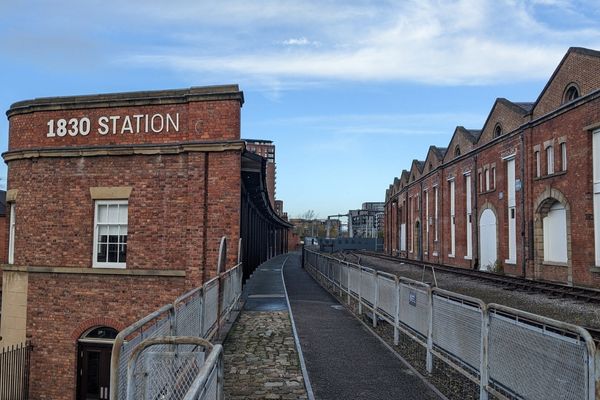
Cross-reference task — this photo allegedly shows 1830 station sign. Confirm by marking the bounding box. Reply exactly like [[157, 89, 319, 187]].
[[46, 112, 180, 137]]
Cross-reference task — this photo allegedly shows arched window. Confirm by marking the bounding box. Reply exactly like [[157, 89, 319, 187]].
[[82, 326, 118, 340], [563, 84, 580, 103], [454, 146, 461, 157], [494, 124, 502, 138], [543, 202, 568, 263]]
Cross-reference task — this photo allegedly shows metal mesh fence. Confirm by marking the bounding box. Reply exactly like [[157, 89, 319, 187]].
[[376, 274, 397, 320], [128, 346, 205, 400], [432, 294, 482, 374], [348, 266, 361, 296], [202, 281, 220, 337], [360, 268, 376, 306], [118, 312, 173, 400], [112, 262, 243, 400], [303, 249, 597, 400], [399, 282, 429, 338], [488, 311, 589, 400]]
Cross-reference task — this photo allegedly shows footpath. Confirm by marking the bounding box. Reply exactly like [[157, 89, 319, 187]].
[[223, 255, 308, 400], [223, 252, 441, 400]]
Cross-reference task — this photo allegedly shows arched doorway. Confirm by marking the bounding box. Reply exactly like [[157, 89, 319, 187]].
[[534, 190, 571, 284], [479, 209, 497, 271], [77, 326, 118, 400]]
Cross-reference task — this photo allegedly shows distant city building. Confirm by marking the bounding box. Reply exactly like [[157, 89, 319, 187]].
[[349, 202, 385, 238], [275, 199, 284, 216]]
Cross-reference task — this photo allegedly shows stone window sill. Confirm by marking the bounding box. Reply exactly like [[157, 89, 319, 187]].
[[534, 170, 567, 181], [590, 266, 600, 274], [479, 188, 496, 195], [504, 259, 516, 265], [541, 261, 568, 268]]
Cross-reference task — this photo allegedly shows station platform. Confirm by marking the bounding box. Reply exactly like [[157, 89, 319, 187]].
[[223, 252, 442, 400]]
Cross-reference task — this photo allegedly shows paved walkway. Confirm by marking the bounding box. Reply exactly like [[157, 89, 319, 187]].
[[223, 255, 308, 400], [224, 253, 440, 400], [284, 252, 440, 400]]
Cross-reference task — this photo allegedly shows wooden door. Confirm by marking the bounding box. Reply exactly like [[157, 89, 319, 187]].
[[77, 343, 112, 400]]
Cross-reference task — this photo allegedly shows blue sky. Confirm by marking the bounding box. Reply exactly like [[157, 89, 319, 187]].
[[1, 0, 600, 218]]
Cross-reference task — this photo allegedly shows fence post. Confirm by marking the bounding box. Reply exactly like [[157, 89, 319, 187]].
[[373, 271, 379, 328], [426, 288, 433, 374], [346, 263, 351, 305], [594, 351, 600, 400], [358, 267, 363, 315], [480, 307, 489, 400], [394, 277, 400, 345]]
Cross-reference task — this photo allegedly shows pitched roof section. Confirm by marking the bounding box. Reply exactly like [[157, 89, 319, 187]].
[[532, 47, 600, 118], [443, 126, 478, 163], [477, 98, 532, 146]]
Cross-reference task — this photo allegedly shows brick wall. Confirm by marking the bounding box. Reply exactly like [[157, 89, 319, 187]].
[[26, 273, 185, 400], [3, 86, 245, 400], [383, 48, 600, 288], [533, 49, 600, 118]]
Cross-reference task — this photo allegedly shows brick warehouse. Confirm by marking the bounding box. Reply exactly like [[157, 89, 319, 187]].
[[384, 47, 600, 288], [0, 85, 290, 399]]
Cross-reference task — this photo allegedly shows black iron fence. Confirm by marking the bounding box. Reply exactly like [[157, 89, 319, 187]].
[[0, 341, 32, 400]]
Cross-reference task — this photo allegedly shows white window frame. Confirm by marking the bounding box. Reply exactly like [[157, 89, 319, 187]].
[[561, 142, 567, 171], [593, 130, 600, 266], [424, 190, 429, 253], [449, 179, 455, 257], [465, 173, 472, 259], [434, 186, 439, 241], [8, 204, 15, 264], [485, 168, 490, 191], [93, 200, 128, 268], [547, 146, 554, 175], [506, 158, 517, 264]]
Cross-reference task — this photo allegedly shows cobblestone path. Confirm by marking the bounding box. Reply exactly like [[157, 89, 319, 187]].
[[223, 310, 308, 400]]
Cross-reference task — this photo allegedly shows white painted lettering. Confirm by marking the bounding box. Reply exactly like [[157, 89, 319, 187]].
[[121, 116, 133, 134], [166, 113, 179, 132], [133, 115, 144, 133], [46, 112, 180, 138], [98, 117, 109, 135], [151, 114, 164, 133], [109, 116, 120, 134]]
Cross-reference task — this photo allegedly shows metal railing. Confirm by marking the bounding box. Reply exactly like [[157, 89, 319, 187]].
[[304, 248, 599, 400], [0, 341, 32, 400], [125, 336, 223, 400], [110, 239, 243, 400]]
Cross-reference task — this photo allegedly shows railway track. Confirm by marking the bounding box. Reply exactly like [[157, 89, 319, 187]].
[[354, 250, 600, 304], [344, 250, 600, 342]]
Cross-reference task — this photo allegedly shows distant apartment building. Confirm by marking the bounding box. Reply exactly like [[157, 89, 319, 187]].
[[349, 202, 385, 238]]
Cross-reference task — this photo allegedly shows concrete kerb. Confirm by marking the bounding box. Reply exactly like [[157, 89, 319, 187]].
[[281, 256, 316, 400]]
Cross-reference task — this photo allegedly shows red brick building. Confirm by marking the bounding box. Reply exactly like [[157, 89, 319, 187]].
[[384, 47, 600, 288], [0, 85, 290, 399], [245, 139, 276, 208]]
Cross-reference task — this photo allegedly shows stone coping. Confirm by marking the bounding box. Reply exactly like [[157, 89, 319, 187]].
[[7, 85, 244, 117], [1, 264, 186, 277]]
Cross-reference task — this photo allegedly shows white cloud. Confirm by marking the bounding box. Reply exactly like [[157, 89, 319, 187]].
[[3, 0, 600, 87], [281, 37, 320, 46], [120, 0, 600, 86]]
